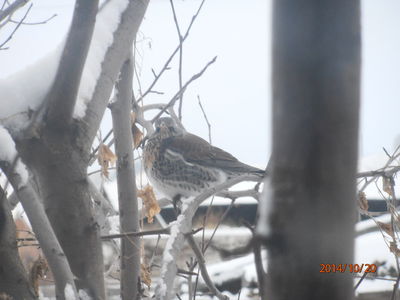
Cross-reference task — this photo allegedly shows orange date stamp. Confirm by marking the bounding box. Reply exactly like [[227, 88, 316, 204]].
[[320, 264, 377, 273]]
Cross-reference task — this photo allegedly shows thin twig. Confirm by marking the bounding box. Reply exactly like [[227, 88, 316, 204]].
[[354, 271, 368, 291], [197, 95, 212, 144], [101, 227, 170, 240], [169, 0, 184, 120], [0, 3, 31, 49], [203, 200, 235, 253], [136, 0, 206, 103], [8, 13, 56, 25], [0, 0, 29, 22], [151, 56, 217, 123], [101, 227, 202, 240], [391, 273, 400, 300], [186, 234, 229, 300]]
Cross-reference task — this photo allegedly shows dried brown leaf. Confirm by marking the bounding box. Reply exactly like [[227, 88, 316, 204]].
[[390, 241, 400, 257], [358, 191, 368, 211], [29, 256, 49, 297], [377, 221, 393, 237], [382, 176, 393, 196], [138, 185, 160, 223], [141, 263, 152, 288], [131, 112, 137, 123], [131, 112, 143, 149], [132, 123, 144, 149], [98, 144, 117, 178]]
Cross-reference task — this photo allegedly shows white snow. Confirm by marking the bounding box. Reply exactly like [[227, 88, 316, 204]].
[[0, 126, 29, 185], [358, 152, 400, 200], [354, 217, 399, 294], [355, 231, 397, 274], [0, 45, 62, 130], [356, 213, 392, 234], [0, 0, 131, 128], [158, 283, 167, 298], [355, 277, 395, 294], [78, 289, 92, 300], [64, 284, 75, 300], [74, 0, 129, 118], [200, 250, 267, 286], [181, 196, 195, 211], [256, 178, 271, 237], [162, 215, 184, 264]]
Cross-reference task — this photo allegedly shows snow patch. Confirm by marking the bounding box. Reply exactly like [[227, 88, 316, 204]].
[[181, 196, 195, 211], [64, 284, 75, 300], [256, 178, 271, 237], [162, 215, 184, 264], [356, 213, 391, 233], [0, 126, 29, 185], [78, 289, 92, 300], [158, 283, 167, 298], [74, 0, 129, 118], [0, 45, 62, 130], [201, 251, 267, 286]]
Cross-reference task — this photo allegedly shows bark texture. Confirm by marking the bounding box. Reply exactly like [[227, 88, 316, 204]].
[[0, 162, 78, 299], [111, 57, 141, 300], [16, 130, 105, 298], [0, 186, 36, 300], [13, 0, 149, 297], [267, 1, 361, 300]]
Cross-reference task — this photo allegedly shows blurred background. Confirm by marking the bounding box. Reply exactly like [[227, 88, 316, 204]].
[[1, 1, 400, 298], [1, 0, 399, 168]]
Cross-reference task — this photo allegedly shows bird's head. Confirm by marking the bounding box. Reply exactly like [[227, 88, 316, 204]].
[[153, 117, 184, 139]]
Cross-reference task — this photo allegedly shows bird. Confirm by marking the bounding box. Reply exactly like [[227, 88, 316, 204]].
[[143, 117, 265, 206]]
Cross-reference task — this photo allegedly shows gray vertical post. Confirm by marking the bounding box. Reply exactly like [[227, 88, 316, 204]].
[[267, 1, 361, 299]]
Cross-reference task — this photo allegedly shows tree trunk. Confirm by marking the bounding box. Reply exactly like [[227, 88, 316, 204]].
[[267, 1, 361, 300], [111, 56, 141, 300], [17, 130, 105, 299], [0, 186, 36, 300]]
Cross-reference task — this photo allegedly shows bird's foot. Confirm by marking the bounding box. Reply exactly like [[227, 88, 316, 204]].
[[172, 194, 182, 216]]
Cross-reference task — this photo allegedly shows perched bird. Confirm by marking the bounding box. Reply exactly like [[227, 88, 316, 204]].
[[143, 117, 264, 204]]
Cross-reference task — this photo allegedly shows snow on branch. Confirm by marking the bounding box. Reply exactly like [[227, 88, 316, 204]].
[[154, 175, 262, 300], [73, 0, 129, 119], [0, 126, 28, 185], [45, 0, 99, 129], [0, 47, 62, 132]]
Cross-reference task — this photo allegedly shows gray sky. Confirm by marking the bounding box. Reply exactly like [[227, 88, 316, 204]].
[[0, 0, 399, 168]]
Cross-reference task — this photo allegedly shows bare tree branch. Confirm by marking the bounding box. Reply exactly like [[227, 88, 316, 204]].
[[101, 227, 170, 240], [186, 234, 229, 300], [151, 56, 217, 123], [81, 0, 150, 148], [0, 162, 78, 300], [0, 0, 29, 22], [155, 175, 261, 300], [0, 3, 31, 50], [8, 13, 57, 25], [46, 0, 99, 130], [168, 0, 184, 120], [0, 185, 36, 300], [357, 166, 400, 178], [110, 54, 141, 300], [136, 0, 206, 103], [197, 95, 212, 144]]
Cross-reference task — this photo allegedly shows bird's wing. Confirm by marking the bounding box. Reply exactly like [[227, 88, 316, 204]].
[[160, 133, 264, 174]]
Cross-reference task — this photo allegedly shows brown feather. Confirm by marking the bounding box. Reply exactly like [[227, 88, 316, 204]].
[[161, 133, 263, 174]]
